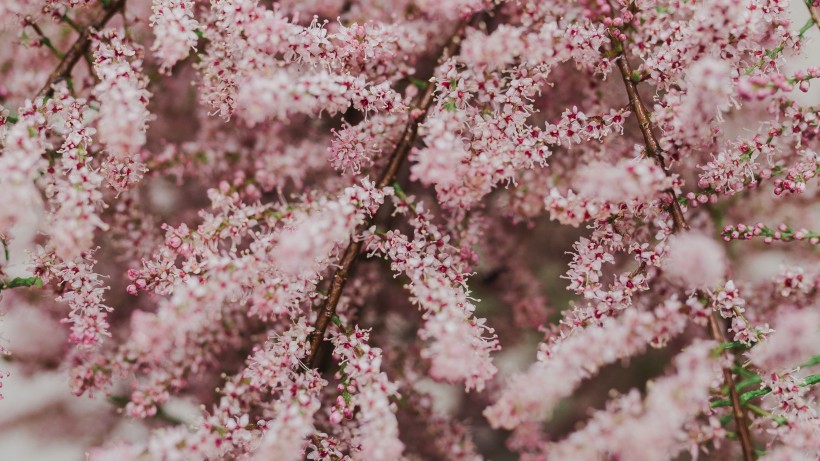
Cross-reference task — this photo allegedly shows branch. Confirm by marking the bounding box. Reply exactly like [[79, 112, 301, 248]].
[[305, 21, 471, 369], [709, 314, 756, 460], [23, 17, 64, 58], [36, 0, 125, 99], [610, 35, 755, 461], [611, 37, 687, 232], [805, 0, 820, 31]]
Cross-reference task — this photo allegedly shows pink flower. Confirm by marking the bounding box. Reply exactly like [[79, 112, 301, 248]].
[[485, 298, 687, 430], [271, 180, 388, 276], [149, 0, 200, 73], [0, 1, 816, 458], [538, 340, 722, 460], [662, 233, 727, 289], [573, 158, 671, 203], [332, 327, 404, 461], [750, 309, 820, 372]]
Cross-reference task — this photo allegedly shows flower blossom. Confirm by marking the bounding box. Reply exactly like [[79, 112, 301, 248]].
[[573, 158, 672, 203], [92, 29, 151, 190], [662, 232, 727, 289], [272, 179, 389, 276], [365, 200, 499, 391], [485, 298, 688, 430], [332, 327, 404, 461], [149, 0, 200, 72], [749, 308, 820, 372], [535, 340, 722, 461]]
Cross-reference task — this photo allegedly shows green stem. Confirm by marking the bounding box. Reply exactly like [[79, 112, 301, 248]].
[[745, 404, 788, 425]]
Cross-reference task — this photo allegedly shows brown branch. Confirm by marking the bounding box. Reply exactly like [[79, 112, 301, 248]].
[[305, 22, 471, 369], [23, 17, 64, 58], [36, 0, 125, 99], [612, 39, 687, 232], [806, 0, 820, 31], [709, 313, 756, 459], [610, 35, 755, 461]]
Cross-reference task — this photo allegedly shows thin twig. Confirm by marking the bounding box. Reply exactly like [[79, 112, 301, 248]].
[[611, 36, 687, 232], [709, 313, 756, 459], [610, 35, 755, 461], [305, 21, 471, 369], [84, 51, 101, 85], [24, 18, 64, 58], [60, 14, 83, 33], [36, 0, 125, 99]]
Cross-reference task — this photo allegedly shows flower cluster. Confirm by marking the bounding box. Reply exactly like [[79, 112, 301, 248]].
[[0, 0, 818, 460], [149, 0, 200, 72], [365, 197, 499, 391], [485, 297, 689, 430], [331, 326, 403, 460], [91, 29, 152, 191]]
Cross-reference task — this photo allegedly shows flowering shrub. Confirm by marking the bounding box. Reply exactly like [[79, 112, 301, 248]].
[[0, 0, 819, 460]]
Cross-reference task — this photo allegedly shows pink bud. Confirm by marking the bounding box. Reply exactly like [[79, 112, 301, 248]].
[[798, 80, 810, 92]]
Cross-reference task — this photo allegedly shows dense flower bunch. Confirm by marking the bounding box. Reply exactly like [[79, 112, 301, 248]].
[[0, 0, 818, 460]]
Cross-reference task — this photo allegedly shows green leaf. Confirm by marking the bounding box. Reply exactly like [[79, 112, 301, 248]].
[[735, 376, 762, 391], [331, 315, 342, 327], [740, 388, 770, 403], [392, 182, 406, 198], [2, 276, 43, 290], [802, 374, 820, 387], [802, 355, 820, 368], [745, 403, 787, 425], [732, 365, 757, 379], [720, 341, 748, 351], [409, 77, 428, 90]]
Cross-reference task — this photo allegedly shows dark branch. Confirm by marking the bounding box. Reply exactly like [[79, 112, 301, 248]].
[[610, 34, 755, 461], [611, 36, 688, 232], [36, 0, 125, 99], [709, 313, 756, 460], [305, 21, 471, 369]]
